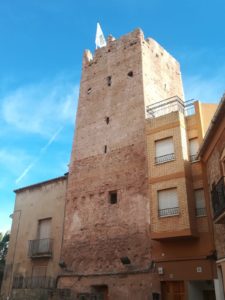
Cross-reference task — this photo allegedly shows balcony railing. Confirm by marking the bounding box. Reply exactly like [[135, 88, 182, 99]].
[[155, 153, 175, 164], [12, 276, 56, 289], [146, 96, 195, 119], [184, 99, 195, 116], [195, 207, 207, 217], [211, 177, 225, 220], [189, 154, 198, 162], [28, 238, 53, 258], [77, 293, 104, 300], [158, 207, 179, 217]]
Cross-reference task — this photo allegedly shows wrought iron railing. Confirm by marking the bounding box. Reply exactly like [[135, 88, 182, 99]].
[[48, 289, 71, 298], [146, 96, 195, 119], [77, 293, 104, 300], [12, 276, 56, 289], [28, 238, 53, 258], [155, 153, 175, 164], [195, 207, 207, 217], [189, 154, 198, 162], [158, 207, 179, 217], [211, 177, 225, 219], [184, 99, 195, 116]]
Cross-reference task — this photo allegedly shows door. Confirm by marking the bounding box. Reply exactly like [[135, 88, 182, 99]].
[[161, 281, 185, 300], [31, 265, 47, 288], [203, 290, 216, 300], [91, 285, 109, 300], [37, 218, 51, 253]]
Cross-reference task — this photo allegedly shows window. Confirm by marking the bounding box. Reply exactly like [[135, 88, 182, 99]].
[[120, 256, 131, 265], [127, 71, 133, 77], [109, 191, 117, 204], [105, 116, 110, 124], [195, 189, 206, 217], [38, 218, 51, 240], [31, 265, 47, 288], [107, 76, 112, 86], [222, 158, 225, 176], [37, 218, 52, 254], [87, 87, 92, 94], [158, 188, 179, 217], [155, 137, 175, 164], [189, 138, 199, 162], [220, 148, 225, 176]]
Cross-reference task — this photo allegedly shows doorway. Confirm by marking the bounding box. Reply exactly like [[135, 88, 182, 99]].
[[91, 285, 109, 300], [161, 281, 185, 300]]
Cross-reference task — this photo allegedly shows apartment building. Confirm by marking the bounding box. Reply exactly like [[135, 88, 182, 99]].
[[199, 95, 225, 300], [146, 98, 218, 299]]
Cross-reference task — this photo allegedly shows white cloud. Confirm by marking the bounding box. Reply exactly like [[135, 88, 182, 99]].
[[1, 78, 79, 137]]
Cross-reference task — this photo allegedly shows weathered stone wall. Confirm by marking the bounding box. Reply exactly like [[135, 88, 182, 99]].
[[63, 29, 151, 280], [61, 28, 185, 298], [58, 273, 160, 300]]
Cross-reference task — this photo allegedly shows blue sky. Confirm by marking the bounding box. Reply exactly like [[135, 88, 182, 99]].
[[0, 0, 225, 233]]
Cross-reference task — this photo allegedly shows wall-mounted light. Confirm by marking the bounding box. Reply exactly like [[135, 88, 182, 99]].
[[59, 260, 67, 269]]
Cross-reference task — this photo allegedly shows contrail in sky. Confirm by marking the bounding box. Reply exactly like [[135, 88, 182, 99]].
[[15, 126, 64, 185]]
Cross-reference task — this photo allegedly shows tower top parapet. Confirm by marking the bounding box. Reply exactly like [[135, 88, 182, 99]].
[[82, 28, 179, 69]]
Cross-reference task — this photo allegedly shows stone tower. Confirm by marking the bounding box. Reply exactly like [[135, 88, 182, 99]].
[[60, 28, 184, 299]]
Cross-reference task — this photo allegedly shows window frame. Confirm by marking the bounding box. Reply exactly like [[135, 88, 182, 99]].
[[155, 137, 175, 165], [194, 189, 207, 217], [158, 187, 179, 218], [109, 190, 118, 205], [189, 138, 199, 162]]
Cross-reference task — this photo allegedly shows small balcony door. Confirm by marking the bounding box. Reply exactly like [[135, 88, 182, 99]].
[[37, 218, 51, 253], [31, 266, 47, 288]]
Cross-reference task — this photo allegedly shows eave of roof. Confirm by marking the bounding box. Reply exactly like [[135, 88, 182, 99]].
[[198, 93, 225, 158], [14, 173, 69, 193]]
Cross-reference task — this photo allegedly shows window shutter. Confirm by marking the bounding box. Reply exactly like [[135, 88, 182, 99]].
[[158, 188, 178, 209], [156, 138, 174, 157], [195, 189, 205, 209], [38, 219, 51, 239], [189, 138, 199, 156]]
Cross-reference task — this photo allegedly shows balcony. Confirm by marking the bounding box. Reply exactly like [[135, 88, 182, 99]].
[[28, 238, 53, 258], [155, 153, 175, 164], [146, 96, 195, 119], [212, 177, 225, 223], [12, 276, 55, 289], [158, 207, 179, 217], [195, 207, 206, 217], [189, 154, 199, 162]]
